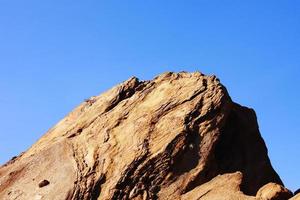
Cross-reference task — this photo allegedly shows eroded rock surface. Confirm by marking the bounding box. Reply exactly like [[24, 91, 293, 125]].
[[291, 194, 300, 200], [256, 183, 292, 200], [0, 72, 287, 199]]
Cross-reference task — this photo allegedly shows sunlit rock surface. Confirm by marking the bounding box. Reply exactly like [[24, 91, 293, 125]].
[[0, 72, 292, 200]]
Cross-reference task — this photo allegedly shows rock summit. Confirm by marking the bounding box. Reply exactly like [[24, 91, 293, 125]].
[[0, 72, 294, 199]]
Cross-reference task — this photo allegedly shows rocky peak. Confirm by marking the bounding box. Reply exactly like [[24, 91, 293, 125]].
[[0, 72, 294, 199]]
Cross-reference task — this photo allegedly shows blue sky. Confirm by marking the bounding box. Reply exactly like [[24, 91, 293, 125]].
[[0, 0, 299, 191]]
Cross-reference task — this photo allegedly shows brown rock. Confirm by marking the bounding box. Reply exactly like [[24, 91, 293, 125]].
[[182, 172, 256, 200], [290, 193, 300, 200], [256, 183, 292, 200], [0, 72, 285, 199], [38, 180, 50, 188]]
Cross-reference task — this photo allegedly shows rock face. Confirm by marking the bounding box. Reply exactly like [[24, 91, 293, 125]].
[[291, 194, 300, 200], [256, 183, 293, 200], [0, 72, 288, 199]]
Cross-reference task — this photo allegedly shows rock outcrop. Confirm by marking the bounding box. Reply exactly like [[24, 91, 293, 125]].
[[0, 72, 290, 199], [256, 183, 293, 200], [291, 194, 300, 200]]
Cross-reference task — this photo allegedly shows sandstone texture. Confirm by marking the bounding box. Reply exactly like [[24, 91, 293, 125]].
[[291, 194, 300, 200], [256, 183, 293, 200], [0, 72, 294, 199]]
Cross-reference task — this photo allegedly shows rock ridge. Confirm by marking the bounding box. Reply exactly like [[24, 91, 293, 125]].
[[0, 71, 293, 200]]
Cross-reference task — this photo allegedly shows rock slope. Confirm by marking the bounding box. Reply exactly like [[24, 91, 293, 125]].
[[0, 72, 293, 199]]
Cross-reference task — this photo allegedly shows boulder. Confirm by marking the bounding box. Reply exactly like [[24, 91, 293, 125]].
[[0, 72, 285, 200], [256, 182, 292, 200]]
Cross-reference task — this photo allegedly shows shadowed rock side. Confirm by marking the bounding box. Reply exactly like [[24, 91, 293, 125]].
[[0, 72, 291, 200]]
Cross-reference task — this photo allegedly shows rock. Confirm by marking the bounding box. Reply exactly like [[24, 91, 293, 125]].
[[38, 180, 50, 188], [0, 72, 286, 199], [290, 193, 300, 200], [256, 183, 292, 200], [182, 172, 256, 200]]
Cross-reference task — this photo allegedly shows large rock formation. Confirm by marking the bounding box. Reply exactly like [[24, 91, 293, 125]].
[[0, 72, 292, 199]]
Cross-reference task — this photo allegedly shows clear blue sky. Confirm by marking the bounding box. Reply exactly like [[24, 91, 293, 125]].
[[0, 0, 299, 191]]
